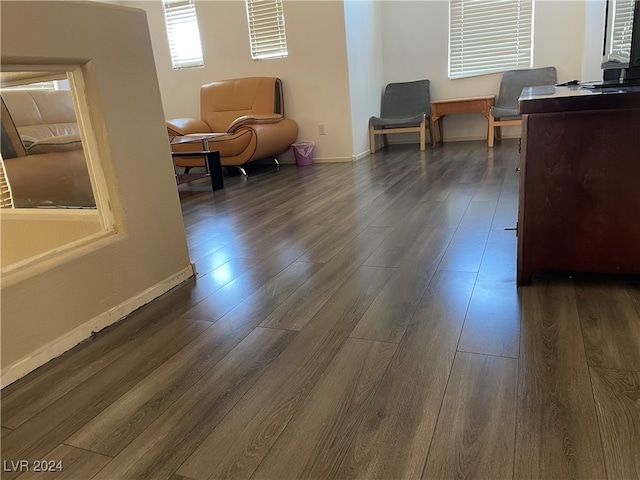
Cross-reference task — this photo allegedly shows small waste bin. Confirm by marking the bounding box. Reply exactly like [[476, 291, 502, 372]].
[[293, 141, 315, 166]]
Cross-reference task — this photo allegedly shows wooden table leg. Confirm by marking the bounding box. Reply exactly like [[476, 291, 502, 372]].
[[429, 117, 437, 148], [430, 116, 443, 148]]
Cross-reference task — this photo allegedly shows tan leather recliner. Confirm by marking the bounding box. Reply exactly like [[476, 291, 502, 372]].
[[167, 77, 298, 173]]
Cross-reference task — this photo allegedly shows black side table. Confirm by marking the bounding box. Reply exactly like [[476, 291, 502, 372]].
[[170, 136, 224, 191]]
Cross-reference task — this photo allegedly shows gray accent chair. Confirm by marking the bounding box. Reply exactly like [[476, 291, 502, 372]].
[[488, 66, 557, 147], [369, 79, 435, 152]]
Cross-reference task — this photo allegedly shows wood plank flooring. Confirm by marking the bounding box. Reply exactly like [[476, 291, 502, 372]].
[[2, 140, 639, 480]]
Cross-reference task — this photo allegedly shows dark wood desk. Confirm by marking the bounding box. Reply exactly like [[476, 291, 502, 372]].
[[517, 85, 640, 284]]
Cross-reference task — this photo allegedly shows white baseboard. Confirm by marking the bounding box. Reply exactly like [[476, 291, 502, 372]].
[[0, 263, 195, 388], [278, 156, 352, 165], [439, 134, 520, 142], [352, 151, 370, 162], [387, 134, 520, 144], [313, 156, 353, 163]]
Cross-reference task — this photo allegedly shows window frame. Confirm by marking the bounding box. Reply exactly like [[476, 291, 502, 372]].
[[449, 0, 534, 79], [162, 0, 205, 70], [0, 63, 117, 277], [604, 0, 636, 61], [245, 0, 289, 61]]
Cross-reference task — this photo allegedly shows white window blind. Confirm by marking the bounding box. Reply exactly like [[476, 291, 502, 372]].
[[449, 0, 533, 79], [0, 158, 14, 209], [163, 0, 204, 69], [245, 0, 288, 60], [607, 0, 636, 60]]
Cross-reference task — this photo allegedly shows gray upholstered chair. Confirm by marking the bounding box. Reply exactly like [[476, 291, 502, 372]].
[[369, 79, 435, 152], [488, 67, 557, 147]]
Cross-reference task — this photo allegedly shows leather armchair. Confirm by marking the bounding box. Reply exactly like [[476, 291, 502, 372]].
[[167, 77, 298, 174]]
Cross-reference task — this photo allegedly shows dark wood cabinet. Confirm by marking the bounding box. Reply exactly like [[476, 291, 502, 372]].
[[517, 85, 640, 285]]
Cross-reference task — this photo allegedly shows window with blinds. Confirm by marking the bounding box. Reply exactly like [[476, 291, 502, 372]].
[[449, 0, 533, 79], [606, 0, 636, 60], [163, 0, 204, 69], [0, 159, 14, 209], [245, 0, 288, 60]]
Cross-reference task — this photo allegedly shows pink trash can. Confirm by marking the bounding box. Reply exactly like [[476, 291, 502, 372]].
[[293, 142, 315, 166]]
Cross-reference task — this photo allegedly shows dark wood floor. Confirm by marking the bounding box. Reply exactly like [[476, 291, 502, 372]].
[[2, 140, 639, 480]]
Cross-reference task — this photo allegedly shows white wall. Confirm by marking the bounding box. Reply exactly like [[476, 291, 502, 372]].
[[344, 0, 385, 159], [1, 1, 192, 385], [379, 0, 594, 142], [534, 1, 587, 78], [582, 0, 608, 82], [121, 0, 607, 153], [122, 0, 354, 162]]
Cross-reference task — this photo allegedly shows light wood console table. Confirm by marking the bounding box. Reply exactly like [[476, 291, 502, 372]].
[[430, 95, 494, 147]]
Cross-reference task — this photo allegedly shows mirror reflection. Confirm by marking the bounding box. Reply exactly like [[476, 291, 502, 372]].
[[0, 69, 108, 272], [0, 71, 96, 209]]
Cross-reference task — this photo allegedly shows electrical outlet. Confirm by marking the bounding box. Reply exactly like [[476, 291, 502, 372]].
[[319, 123, 327, 135]]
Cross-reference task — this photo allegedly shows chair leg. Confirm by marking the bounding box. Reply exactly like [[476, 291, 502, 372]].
[[419, 119, 426, 151], [488, 115, 495, 148], [369, 125, 377, 153]]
